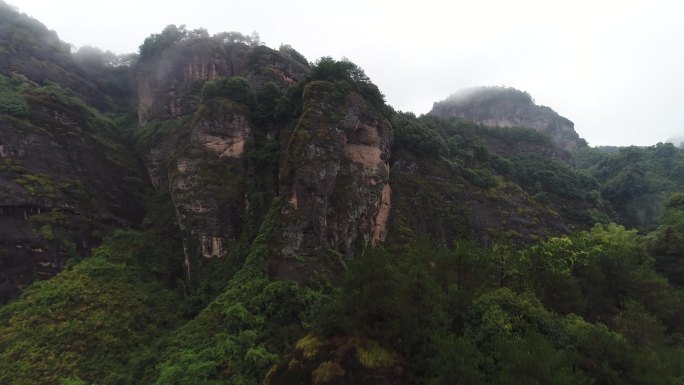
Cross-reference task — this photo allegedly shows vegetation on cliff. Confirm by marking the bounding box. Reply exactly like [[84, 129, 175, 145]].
[[0, 12, 682, 385], [574, 143, 684, 232]]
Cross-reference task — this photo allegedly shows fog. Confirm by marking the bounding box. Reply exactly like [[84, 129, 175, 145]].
[[6, 0, 684, 147]]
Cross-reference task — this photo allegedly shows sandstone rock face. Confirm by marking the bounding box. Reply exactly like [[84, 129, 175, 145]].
[[137, 40, 308, 124], [168, 102, 252, 270], [430, 86, 584, 152], [371, 183, 392, 246], [194, 109, 250, 158], [0, 100, 146, 303], [274, 81, 393, 281], [136, 41, 311, 284]]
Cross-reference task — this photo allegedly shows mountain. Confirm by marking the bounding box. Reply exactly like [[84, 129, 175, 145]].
[[0, 2, 147, 303], [574, 143, 684, 232], [0, 5, 682, 385], [430, 86, 587, 152]]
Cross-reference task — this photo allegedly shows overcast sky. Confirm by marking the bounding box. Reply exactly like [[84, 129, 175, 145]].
[[7, 0, 684, 146]]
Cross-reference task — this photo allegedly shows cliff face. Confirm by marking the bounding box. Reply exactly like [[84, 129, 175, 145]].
[[137, 40, 394, 284], [136, 38, 313, 286], [0, 82, 146, 303], [430, 86, 585, 152], [274, 81, 393, 280], [165, 100, 254, 282], [136, 39, 308, 124]]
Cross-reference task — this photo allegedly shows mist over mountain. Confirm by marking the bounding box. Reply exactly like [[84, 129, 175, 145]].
[[1, 4, 683, 385], [430, 86, 587, 152]]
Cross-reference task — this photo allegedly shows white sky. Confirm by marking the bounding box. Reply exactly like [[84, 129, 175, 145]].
[[7, 0, 684, 146]]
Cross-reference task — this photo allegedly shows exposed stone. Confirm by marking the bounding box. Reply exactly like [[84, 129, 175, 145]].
[[136, 39, 309, 124], [273, 82, 393, 281], [371, 183, 392, 246], [194, 113, 250, 158], [200, 235, 224, 258], [430, 86, 584, 153], [0, 101, 145, 303]]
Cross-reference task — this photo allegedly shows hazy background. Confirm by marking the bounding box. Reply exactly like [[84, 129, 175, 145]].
[[6, 0, 684, 147]]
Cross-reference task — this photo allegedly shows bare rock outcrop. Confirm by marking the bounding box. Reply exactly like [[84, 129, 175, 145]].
[[137, 39, 308, 124], [273, 81, 393, 281], [430, 86, 585, 152], [0, 96, 146, 303]]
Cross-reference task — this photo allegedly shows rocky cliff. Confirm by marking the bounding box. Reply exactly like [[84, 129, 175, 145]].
[[0, 9, 612, 307], [430, 86, 585, 152], [0, 78, 146, 303], [0, 10, 646, 385], [136, 36, 308, 124], [273, 80, 393, 280], [136, 38, 394, 284]]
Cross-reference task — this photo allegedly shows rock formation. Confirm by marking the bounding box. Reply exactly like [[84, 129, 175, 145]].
[[430, 86, 585, 152], [273, 81, 393, 280], [0, 86, 145, 303]]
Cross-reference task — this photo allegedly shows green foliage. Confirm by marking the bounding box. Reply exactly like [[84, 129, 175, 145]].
[[0, 74, 29, 117], [355, 340, 400, 369], [311, 360, 345, 384], [131, 116, 192, 153], [483, 124, 553, 147], [439, 86, 534, 109], [139, 24, 188, 57], [253, 82, 282, 126], [149, 201, 333, 385], [508, 153, 595, 200], [427, 334, 485, 385], [647, 192, 684, 286], [60, 378, 88, 385], [308, 57, 386, 112], [213, 30, 259, 46], [0, 230, 184, 385], [575, 143, 684, 231], [278, 44, 309, 66], [13, 172, 56, 197], [307, 225, 684, 384], [392, 112, 448, 156], [200, 76, 255, 107]]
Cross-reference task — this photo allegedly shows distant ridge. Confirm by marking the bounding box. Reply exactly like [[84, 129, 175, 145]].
[[430, 86, 586, 151]]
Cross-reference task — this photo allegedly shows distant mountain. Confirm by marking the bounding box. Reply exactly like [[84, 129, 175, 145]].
[[0, 1, 134, 111], [574, 143, 684, 232], [430, 86, 587, 152]]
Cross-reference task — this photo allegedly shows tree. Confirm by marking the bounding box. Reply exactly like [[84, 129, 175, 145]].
[[308, 57, 385, 109], [139, 24, 188, 57], [647, 193, 684, 286], [200, 76, 255, 107]]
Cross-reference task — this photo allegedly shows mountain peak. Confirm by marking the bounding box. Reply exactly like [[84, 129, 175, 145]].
[[430, 86, 586, 151]]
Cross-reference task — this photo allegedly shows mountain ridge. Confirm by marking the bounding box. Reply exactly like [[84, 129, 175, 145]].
[[430, 86, 587, 153]]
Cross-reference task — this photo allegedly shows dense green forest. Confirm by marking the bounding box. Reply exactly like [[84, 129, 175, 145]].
[[2, 202, 683, 385], [574, 144, 684, 231], [1, 4, 683, 384]]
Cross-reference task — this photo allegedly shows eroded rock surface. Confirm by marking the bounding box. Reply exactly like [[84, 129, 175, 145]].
[[0, 99, 146, 303], [274, 81, 393, 281], [431, 86, 584, 152], [137, 40, 308, 124]]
